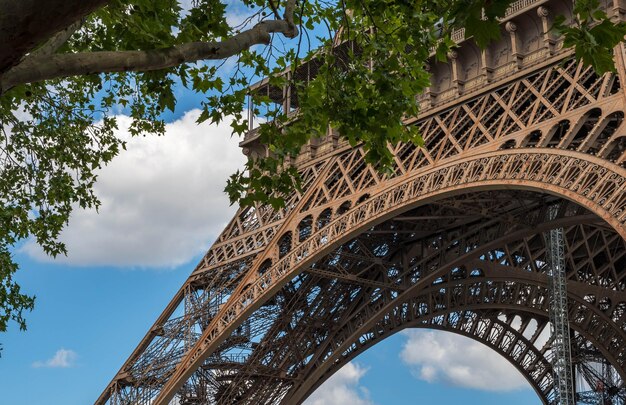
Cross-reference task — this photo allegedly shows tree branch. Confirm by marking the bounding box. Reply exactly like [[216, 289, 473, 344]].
[[284, 0, 297, 29], [29, 18, 85, 59], [0, 19, 299, 94], [268, 0, 281, 20], [0, 0, 110, 74]]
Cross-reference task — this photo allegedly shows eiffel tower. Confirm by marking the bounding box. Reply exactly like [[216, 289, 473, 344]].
[[97, 1, 626, 404]]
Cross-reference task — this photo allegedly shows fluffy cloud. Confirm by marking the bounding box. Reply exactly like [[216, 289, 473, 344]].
[[400, 329, 530, 392], [179, 0, 258, 28], [22, 110, 245, 268], [304, 362, 374, 405], [32, 348, 78, 368]]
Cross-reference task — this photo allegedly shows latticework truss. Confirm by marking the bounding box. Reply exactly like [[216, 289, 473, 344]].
[[98, 0, 626, 404]]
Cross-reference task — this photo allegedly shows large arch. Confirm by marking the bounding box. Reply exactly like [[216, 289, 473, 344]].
[[168, 186, 626, 405], [241, 194, 626, 404], [296, 311, 558, 404], [288, 278, 623, 404], [152, 147, 626, 403]]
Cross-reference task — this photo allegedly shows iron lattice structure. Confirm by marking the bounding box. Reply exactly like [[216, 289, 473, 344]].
[[546, 204, 575, 403], [98, 1, 626, 404]]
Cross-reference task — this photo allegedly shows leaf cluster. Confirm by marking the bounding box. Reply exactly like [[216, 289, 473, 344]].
[[0, 0, 249, 335], [554, 0, 626, 74]]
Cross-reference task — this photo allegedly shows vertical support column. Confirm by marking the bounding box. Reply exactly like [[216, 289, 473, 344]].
[[481, 48, 493, 83], [537, 6, 556, 55], [545, 204, 575, 405], [423, 62, 435, 108], [329, 124, 340, 148], [282, 71, 292, 115], [448, 50, 464, 95], [506, 21, 523, 69]]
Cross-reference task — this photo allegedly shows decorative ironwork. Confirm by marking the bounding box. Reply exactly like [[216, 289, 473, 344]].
[[97, 1, 626, 404]]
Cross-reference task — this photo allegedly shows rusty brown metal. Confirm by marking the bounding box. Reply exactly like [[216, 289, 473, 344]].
[[96, 0, 626, 404]]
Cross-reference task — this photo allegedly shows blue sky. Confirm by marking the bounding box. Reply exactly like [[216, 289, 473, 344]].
[[0, 106, 542, 404]]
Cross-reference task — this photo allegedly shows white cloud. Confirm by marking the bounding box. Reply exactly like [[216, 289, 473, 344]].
[[22, 110, 246, 268], [400, 329, 530, 392], [33, 348, 77, 368], [180, 0, 258, 29], [223, 0, 257, 27], [304, 362, 374, 405]]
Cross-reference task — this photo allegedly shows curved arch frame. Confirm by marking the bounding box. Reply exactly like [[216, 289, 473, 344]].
[[155, 149, 626, 404], [295, 311, 556, 405], [288, 275, 623, 404], [277, 207, 626, 403], [209, 203, 614, 404]]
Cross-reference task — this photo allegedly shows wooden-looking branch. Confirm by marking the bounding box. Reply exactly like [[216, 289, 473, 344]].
[[28, 19, 85, 59], [0, 2, 300, 94], [0, 0, 110, 74], [268, 0, 281, 19], [285, 0, 297, 29]]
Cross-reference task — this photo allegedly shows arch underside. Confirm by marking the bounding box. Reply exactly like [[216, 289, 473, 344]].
[[160, 190, 626, 405]]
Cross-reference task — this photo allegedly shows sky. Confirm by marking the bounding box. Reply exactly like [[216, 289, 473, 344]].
[[1, 2, 543, 404], [0, 107, 542, 405]]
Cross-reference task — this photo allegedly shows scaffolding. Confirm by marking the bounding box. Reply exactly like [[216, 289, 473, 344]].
[[546, 204, 575, 404]]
